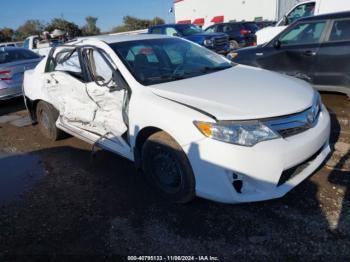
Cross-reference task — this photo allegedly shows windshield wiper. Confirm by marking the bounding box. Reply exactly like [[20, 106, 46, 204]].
[[199, 65, 232, 73], [145, 66, 232, 85]]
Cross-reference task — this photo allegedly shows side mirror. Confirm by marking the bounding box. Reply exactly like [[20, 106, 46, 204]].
[[273, 40, 281, 49], [173, 32, 180, 37]]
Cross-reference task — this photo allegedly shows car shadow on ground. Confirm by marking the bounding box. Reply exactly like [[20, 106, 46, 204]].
[[327, 107, 350, 238], [0, 139, 349, 260]]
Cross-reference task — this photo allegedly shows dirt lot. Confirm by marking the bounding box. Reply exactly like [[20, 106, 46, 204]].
[[0, 93, 349, 261]]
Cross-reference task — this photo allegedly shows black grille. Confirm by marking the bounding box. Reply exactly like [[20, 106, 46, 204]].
[[265, 105, 321, 139], [214, 37, 228, 48], [277, 145, 325, 187]]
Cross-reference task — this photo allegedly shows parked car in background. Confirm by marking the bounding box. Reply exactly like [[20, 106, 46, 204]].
[[0, 47, 41, 100], [205, 21, 258, 49], [23, 34, 330, 204], [255, 21, 277, 29], [148, 24, 230, 54], [0, 42, 23, 48], [230, 12, 350, 97], [256, 0, 350, 45], [23, 35, 62, 57]]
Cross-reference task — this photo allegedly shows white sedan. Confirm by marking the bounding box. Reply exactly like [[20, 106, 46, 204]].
[[23, 34, 331, 204]]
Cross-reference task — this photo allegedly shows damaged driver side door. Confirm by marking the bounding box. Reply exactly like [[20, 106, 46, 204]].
[[80, 47, 131, 157]]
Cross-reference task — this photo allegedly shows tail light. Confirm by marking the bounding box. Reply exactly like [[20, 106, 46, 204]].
[[240, 29, 251, 35], [0, 70, 12, 81]]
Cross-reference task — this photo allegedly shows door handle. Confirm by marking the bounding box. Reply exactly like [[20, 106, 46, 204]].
[[303, 50, 316, 56]]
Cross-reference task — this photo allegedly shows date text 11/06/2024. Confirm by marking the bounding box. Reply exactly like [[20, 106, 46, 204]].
[[127, 256, 220, 261]]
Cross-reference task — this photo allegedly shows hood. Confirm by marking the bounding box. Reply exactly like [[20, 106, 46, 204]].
[[150, 65, 315, 121], [185, 32, 227, 41]]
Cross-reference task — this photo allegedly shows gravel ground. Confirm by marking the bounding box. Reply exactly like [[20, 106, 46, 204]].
[[0, 93, 349, 261]]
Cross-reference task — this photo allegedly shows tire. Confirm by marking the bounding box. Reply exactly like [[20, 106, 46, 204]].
[[36, 101, 64, 141], [142, 131, 195, 203], [229, 40, 240, 50]]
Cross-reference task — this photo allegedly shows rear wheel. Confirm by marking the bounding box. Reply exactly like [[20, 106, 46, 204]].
[[36, 101, 64, 141], [142, 131, 195, 203]]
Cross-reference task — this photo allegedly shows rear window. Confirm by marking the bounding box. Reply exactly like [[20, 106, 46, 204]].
[[220, 24, 240, 33], [243, 23, 259, 32], [329, 19, 350, 42], [150, 27, 163, 34], [0, 49, 40, 64]]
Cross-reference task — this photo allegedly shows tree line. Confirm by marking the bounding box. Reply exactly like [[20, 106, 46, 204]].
[[0, 16, 165, 43]]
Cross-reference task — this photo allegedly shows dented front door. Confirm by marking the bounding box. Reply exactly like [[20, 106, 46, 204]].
[[82, 47, 128, 139]]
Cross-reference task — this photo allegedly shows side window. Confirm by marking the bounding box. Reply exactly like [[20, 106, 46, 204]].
[[19, 50, 40, 60], [329, 19, 350, 42], [222, 24, 234, 33], [205, 26, 215, 33], [165, 27, 179, 37], [216, 24, 224, 32], [23, 39, 30, 49], [286, 3, 315, 25], [279, 21, 326, 45], [47, 49, 83, 80], [32, 37, 40, 49], [150, 27, 163, 34]]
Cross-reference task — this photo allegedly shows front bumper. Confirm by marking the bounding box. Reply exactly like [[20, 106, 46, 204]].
[[183, 105, 331, 203], [206, 44, 230, 55]]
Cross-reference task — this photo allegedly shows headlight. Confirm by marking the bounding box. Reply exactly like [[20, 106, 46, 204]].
[[204, 39, 214, 47], [194, 121, 280, 146], [227, 52, 239, 60]]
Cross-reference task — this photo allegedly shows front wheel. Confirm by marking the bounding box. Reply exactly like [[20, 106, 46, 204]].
[[229, 40, 240, 50], [142, 131, 195, 203]]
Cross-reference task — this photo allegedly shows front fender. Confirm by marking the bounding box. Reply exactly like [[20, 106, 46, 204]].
[[128, 90, 213, 149]]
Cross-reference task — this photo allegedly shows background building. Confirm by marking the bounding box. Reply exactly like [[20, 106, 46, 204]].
[[174, 0, 303, 28]]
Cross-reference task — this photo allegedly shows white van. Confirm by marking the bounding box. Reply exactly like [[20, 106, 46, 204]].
[[256, 0, 350, 45]]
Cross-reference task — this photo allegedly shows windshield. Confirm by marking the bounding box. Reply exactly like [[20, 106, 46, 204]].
[[109, 38, 233, 86], [286, 2, 315, 25], [177, 25, 203, 36]]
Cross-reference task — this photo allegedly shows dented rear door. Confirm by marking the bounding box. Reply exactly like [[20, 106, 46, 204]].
[[44, 47, 98, 127]]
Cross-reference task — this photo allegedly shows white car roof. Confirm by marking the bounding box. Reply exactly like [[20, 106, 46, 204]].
[[72, 33, 171, 45]]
